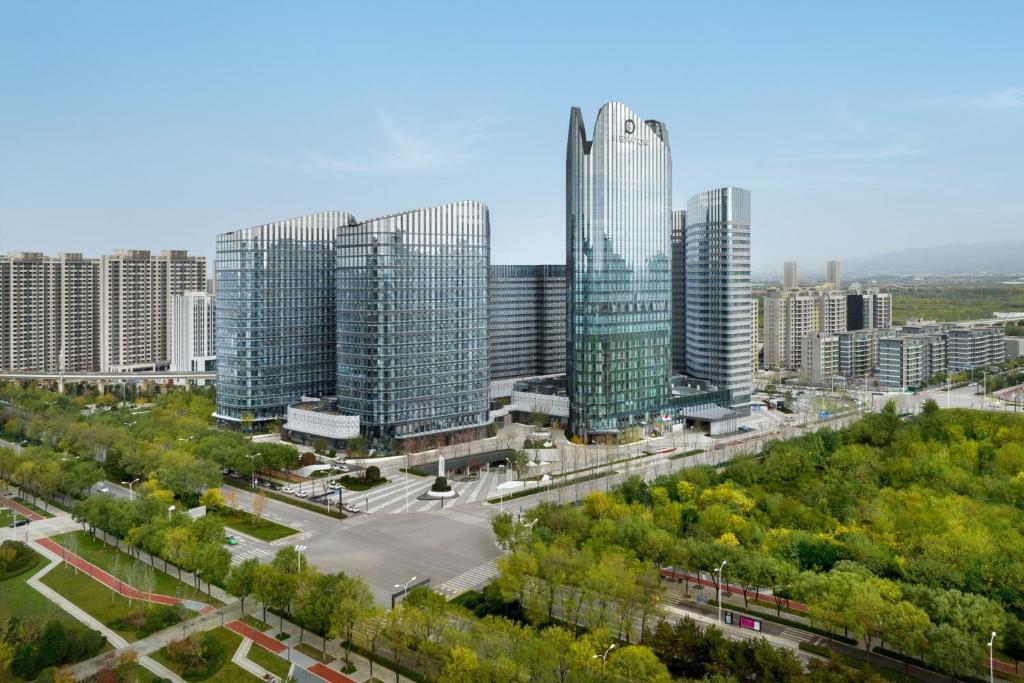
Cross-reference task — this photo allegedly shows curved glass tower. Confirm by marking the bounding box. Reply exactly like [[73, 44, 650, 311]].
[[566, 102, 673, 438], [336, 201, 491, 442], [215, 211, 355, 424]]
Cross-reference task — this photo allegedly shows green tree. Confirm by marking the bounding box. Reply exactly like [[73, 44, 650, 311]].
[[225, 558, 259, 615]]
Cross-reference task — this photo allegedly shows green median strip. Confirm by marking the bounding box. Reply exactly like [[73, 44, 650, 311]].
[[486, 470, 614, 504], [247, 642, 292, 678], [210, 508, 297, 542]]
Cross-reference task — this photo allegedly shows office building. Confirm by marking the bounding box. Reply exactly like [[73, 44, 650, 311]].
[[826, 260, 841, 289], [783, 261, 798, 290], [566, 102, 673, 437], [170, 291, 215, 374], [100, 249, 206, 372], [671, 210, 687, 373], [847, 288, 893, 331], [336, 201, 491, 441], [801, 332, 839, 385], [838, 330, 877, 379], [946, 326, 1005, 371], [686, 187, 752, 414], [0, 252, 101, 373], [490, 264, 566, 380], [877, 334, 945, 389], [215, 212, 354, 424]]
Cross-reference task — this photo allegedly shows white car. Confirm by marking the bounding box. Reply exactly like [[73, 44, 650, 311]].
[[328, 482, 342, 490], [97, 485, 110, 493], [295, 489, 309, 498], [344, 503, 360, 513], [281, 486, 296, 494]]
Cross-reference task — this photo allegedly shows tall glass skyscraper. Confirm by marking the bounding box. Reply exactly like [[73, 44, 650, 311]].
[[490, 264, 567, 380], [685, 188, 752, 414], [335, 202, 490, 441], [215, 212, 354, 424], [671, 210, 687, 373], [566, 102, 673, 438]]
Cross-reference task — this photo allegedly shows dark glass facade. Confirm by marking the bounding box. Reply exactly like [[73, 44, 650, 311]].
[[335, 202, 491, 441], [489, 264, 567, 380], [566, 102, 673, 437], [215, 212, 354, 423], [671, 210, 687, 373]]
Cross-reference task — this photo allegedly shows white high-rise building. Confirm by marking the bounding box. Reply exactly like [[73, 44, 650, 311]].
[[171, 291, 215, 375], [783, 261, 798, 290], [750, 297, 759, 374], [826, 260, 841, 289], [818, 290, 848, 335], [801, 332, 839, 385], [686, 187, 752, 414]]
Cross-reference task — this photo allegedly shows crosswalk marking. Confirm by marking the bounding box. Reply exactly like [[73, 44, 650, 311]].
[[779, 626, 816, 643], [443, 510, 492, 529], [434, 559, 500, 598]]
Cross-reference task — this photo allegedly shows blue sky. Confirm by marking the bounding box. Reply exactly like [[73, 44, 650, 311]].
[[1, 1, 1022, 275]]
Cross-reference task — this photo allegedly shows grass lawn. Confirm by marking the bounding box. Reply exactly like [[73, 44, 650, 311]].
[[0, 508, 11, 526], [40, 562, 191, 642], [240, 614, 272, 631], [153, 627, 262, 682], [0, 545, 65, 623], [85, 662, 163, 683], [210, 508, 297, 542], [12, 496, 55, 518], [295, 642, 334, 664], [51, 530, 219, 605], [246, 644, 292, 679]]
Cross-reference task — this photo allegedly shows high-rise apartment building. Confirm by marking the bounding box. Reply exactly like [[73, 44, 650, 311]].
[[686, 187, 752, 415], [783, 261, 798, 290], [826, 260, 841, 289], [750, 297, 759, 374], [818, 290, 847, 335], [801, 332, 839, 385], [99, 249, 206, 372], [946, 326, 1005, 371], [490, 264, 566, 380], [763, 290, 818, 371], [215, 212, 353, 424], [846, 288, 892, 330], [0, 252, 100, 372], [566, 102, 672, 437], [838, 329, 877, 379], [171, 291, 215, 373], [336, 202, 490, 441], [671, 210, 687, 373]]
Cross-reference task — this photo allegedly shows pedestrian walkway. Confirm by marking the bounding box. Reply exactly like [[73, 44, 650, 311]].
[[434, 558, 500, 598], [228, 619, 358, 683], [34, 535, 216, 613]]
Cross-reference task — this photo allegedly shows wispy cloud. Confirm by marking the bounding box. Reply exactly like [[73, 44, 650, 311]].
[[288, 115, 487, 174], [764, 145, 921, 164]]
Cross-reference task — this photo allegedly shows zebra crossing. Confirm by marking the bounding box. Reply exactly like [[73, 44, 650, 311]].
[[349, 471, 504, 515], [434, 558, 501, 598], [440, 509, 493, 529], [230, 544, 272, 563], [778, 626, 818, 644]]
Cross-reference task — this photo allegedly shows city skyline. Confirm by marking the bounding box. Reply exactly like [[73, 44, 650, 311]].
[[2, 3, 1022, 273]]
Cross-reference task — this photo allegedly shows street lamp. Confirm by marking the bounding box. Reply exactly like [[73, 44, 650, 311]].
[[245, 453, 261, 489], [393, 576, 418, 607], [715, 560, 728, 624], [121, 478, 140, 502], [295, 545, 307, 573], [167, 504, 176, 520], [592, 644, 616, 662], [988, 631, 997, 683]]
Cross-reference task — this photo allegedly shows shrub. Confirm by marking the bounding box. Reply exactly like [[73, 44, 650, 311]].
[[0, 540, 37, 579], [431, 476, 451, 493], [9, 618, 106, 679], [365, 465, 381, 483]]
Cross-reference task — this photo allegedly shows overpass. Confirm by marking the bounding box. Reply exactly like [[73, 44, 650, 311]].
[[0, 370, 215, 386]]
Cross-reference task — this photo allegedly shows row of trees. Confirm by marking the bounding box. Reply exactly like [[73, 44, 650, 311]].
[[508, 402, 1024, 678], [71, 491, 232, 596]]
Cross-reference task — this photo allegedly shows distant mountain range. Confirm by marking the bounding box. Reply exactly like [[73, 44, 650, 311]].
[[837, 241, 1024, 278]]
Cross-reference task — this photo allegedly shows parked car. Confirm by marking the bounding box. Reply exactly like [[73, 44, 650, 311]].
[[281, 485, 296, 494], [328, 482, 342, 490], [295, 490, 309, 498], [10, 518, 29, 528]]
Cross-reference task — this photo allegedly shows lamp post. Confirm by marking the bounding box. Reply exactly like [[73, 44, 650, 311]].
[[121, 478, 140, 502], [715, 560, 728, 624], [245, 453, 261, 489], [988, 631, 997, 683], [167, 504, 176, 520], [295, 545, 307, 573], [592, 644, 616, 662], [393, 576, 418, 607]]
